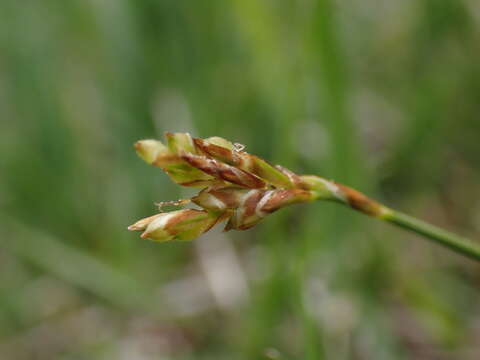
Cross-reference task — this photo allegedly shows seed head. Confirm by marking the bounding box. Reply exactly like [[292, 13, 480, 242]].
[[129, 132, 341, 242]]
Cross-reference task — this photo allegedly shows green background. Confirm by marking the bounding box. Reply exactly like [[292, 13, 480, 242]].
[[1, 0, 480, 359]]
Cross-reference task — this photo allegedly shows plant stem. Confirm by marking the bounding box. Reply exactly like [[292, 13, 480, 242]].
[[312, 179, 480, 262], [381, 209, 480, 262]]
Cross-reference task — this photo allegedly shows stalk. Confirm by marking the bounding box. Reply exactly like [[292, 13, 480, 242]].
[[382, 209, 480, 261], [319, 181, 480, 262]]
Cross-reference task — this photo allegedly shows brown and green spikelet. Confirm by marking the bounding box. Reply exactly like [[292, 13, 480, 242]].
[[128, 132, 388, 242]]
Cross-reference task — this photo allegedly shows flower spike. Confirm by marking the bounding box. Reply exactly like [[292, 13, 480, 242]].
[[129, 132, 351, 242]]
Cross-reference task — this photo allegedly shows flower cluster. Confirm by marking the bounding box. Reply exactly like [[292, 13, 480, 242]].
[[128, 132, 357, 242]]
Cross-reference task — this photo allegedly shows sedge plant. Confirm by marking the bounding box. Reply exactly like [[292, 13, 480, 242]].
[[128, 132, 480, 262]]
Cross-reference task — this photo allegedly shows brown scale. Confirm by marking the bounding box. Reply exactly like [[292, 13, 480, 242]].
[[182, 153, 266, 189]]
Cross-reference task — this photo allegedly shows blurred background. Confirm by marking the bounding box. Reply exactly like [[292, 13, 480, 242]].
[[1, 0, 480, 359]]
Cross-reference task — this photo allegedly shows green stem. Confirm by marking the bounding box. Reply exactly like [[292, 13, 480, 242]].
[[308, 177, 480, 262], [381, 209, 480, 262]]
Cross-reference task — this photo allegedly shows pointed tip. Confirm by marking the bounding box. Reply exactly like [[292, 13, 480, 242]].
[[128, 224, 145, 231]]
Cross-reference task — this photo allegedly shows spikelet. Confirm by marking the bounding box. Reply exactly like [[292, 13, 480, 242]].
[[128, 209, 221, 242]]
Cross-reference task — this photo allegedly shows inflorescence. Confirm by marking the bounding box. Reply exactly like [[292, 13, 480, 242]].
[[128, 132, 388, 242]]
